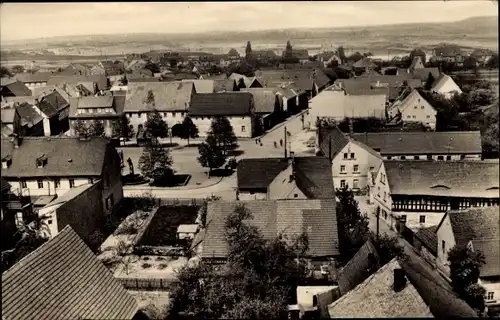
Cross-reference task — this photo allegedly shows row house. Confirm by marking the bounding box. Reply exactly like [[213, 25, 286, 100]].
[[189, 92, 255, 138], [275, 83, 307, 115], [240, 88, 284, 131], [431, 45, 465, 66], [0, 136, 123, 215], [124, 81, 195, 132], [69, 95, 126, 137], [14, 72, 53, 89], [387, 89, 437, 130], [352, 130, 483, 161], [236, 156, 334, 200], [373, 160, 499, 230], [255, 69, 331, 99], [435, 207, 499, 308]]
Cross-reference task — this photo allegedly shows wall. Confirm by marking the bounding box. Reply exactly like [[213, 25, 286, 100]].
[[268, 164, 307, 200], [396, 96, 437, 130], [381, 154, 482, 161], [332, 141, 382, 190], [373, 163, 393, 222], [191, 115, 253, 138], [24, 82, 48, 89], [101, 144, 124, 215], [392, 211, 445, 230], [126, 111, 187, 133], [480, 278, 500, 306], [7, 177, 90, 197], [238, 191, 267, 200], [435, 214, 455, 271], [70, 118, 119, 138]]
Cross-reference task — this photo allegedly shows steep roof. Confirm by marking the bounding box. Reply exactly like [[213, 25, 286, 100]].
[[241, 88, 277, 114], [1, 177, 11, 193], [1, 136, 110, 178], [203, 199, 339, 258], [37, 91, 70, 118], [237, 158, 289, 190], [16, 102, 43, 127], [352, 131, 482, 155], [189, 92, 253, 116], [2, 80, 32, 96], [383, 160, 500, 198], [255, 69, 330, 90], [57, 63, 93, 76], [2, 226, 138, 320], [213, 79, 236, 92], [47, 75, 108, 91], [181, 79, 215, 93], [124, 81, 194, 112], [329, 259, 433, 318], [410, 56, 425, 70], [390, 89, 436, 114], [15, 72, 53, 83], [471, 239, 500, 278], [431, 74, 460, 93], [434, 45, 463, 57], [318, 125, 350, 160], [227, 48, 240, 56], [353, 58, 376, 69], [444, 207, 500, 248], [411, 68, 440, 81], [415, 225, 438, 256], [337, 239, 381, 295]]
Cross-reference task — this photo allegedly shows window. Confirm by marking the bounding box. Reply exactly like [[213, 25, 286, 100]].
[[387, 156, 392, 160], [48, 220, 52, 225], [460, 155, 466, 160], [437, 155, 444, 160], [426, 115, 430, 119], [378, 186, 380, 197], [294, 194, 298, 198], [419, 215, 426, 223], [442, 240, 446, 254], [54, 179, 60, 188], [383, 191, 387, 201], [340, 180, 346, 188], [400, 156, 406, 160], [353, 165, 359, 173], [88, 178, 94, 184], [407, 115, 411, 119], [414, 106, 417, 109], [401, 215, 407, 222], [421, 106, 424, 109], [20, 180, 27, 188], [427, 155, 432, 160], [172, 112, 176, 117], [181, 112, 185, 117], [350, 153, 355, 159], [340, 165, 346, 173], [37, 180, 44, 189], [241, 125, 246, 132], [69, 179, 75, 188], [487, 292, 495, 301], [414, 156, 420, 160], [446, 155, 451, 161], [105, 195, 114, 210], [353, 179, 359, 189], [369, 166, 374, 171], [344, 153, 348, 159], [412, 115, 416, 119], [138, 112, 142, 118]]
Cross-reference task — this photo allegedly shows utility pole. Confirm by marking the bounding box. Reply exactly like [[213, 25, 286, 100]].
[[284, 126, 288, 159], [376, 208, 380, 238]]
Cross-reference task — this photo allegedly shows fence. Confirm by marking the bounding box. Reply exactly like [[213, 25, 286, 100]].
[[117, 277, 174, 290]]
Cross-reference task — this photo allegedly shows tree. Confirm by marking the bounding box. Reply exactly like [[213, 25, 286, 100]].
[[144, 62, 160, 74], [210, 116, 238, 155], [168, 204, 309, 319], [11, 65, 25, 74], [448, 246, 487, 313], [73, 119, 89, 137], [337, 46, 346, 64], [336, 186, 370, 264], [245, 41, 253, 57], [144, 110, 168, 140], [370, 233, 405, 265], [112, 114, 135, 140], [178, 116, 199, 145], [463, 56, 478, 71], [138, 141, 174, 184], [197, 134, 226, 175], [424, 72, 436, 90], [90, 120, 105, 137], [486, 54, 498, 69], [0, 66, 13, 78]]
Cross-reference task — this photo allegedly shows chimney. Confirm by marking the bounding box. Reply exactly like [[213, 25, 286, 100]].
[[393, 268, 407, 292], [2, 155, 12, 169], [289, 151, 295, 182]]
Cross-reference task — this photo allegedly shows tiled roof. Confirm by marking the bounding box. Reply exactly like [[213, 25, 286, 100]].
[[255, 69, 330, 90], [338, 239, 381, 295], [2, 81, 32, 97], [213, 79, 237, 92], [189, 92, 253, 116], [390, 89, 436, 114], [1, 177, 11, 193], [1, 136, 110, 178], [57, 63, 93, 77], [318, 125, 350, 160], [47, 75, 108, 91], [180, 79, 215, 93], [241, 88, 277, 114], [471, 239, 500, 277], [434, 45, 463, 57], [1, 123, 14, 138], [415, 226, 438, 256], [203, 199, 339, 258], [70, 96, 125, 119], [2, 226, 138, 320], [361, 69, 381, 77], [1, 77, 18, 86], [352, 131, 482, 155], [411, 68, 440, 81], [353, 58, 376, 69], [72, 96, 114, 109], [163, 73, 199, 81], [410, 57, 425, 69], [237, 158, 289, 190], [124, 81, 194, 112], [15, 72, 53, 83], [1, 108, 16, 124], [16, 102, 43, 127], [329, 259, 433, 318], [384, 160, 500, 198], [446, 206, 500, 248], [227, 48, 240, 56], [431, 74, 459, 94], [37, 91, 70, 118]]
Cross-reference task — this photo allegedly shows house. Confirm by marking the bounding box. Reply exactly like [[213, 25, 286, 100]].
[[410, 68, 440, 85], [124, 81, 195, 131], [252, 49, 279, 61], [1, 78, 32, 99], [58, 82, 98, 97], [202, 198, 339, 265], [470, 49, 496, 64], [1, 136, 124, 212], [387, 89, 437, 129], [1, 178, 23, 251], [180, 79, 238, 93], [351, 131, 483, 161], [275, 84, 301, 114], [316, 52, 341, 67], [47, 75, 109, 92], [240, 88, 283, 130], [32, 90, 71, 136], [435, 206, 499, 306], [125, 59, 149, 73], [236, 156, 335, 200], [1, 107, 18, 134], [15, 102, 45, 136], [337, 239, 381, 295], [372, 160, 500, 230], [255, 69, 331, 98], [162, 72, 200, 82], [57, 63, 93, 77], [294, 286, 339, 319], [228, 73, 264, 89], [431, 74, 462, 99], [226, 48, 241, 64], [413, 225, 438, 266], [14, 71, 53, 89], [91, 60, 125, 83], [309, 87, 386, 125], [432, 45, 465, 65], [352, 58, 377, 74], [283, 49, 309, 64], [189, 92, 255, 137], [213, 79, 238, 92], [69, 95, 126, 137], [317, 125, 382, 191], [409, 56, 425, 70], [1, 226, 139, 320]]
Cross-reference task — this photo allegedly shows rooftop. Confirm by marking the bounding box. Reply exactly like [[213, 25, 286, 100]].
[[471, 239, 500, 278], [124, 81, 194, 112], [189, 92, 253, 116]]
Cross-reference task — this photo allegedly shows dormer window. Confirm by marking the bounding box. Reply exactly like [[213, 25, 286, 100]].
[[36, 154, 48, 168], [2, 155, 12, 169]]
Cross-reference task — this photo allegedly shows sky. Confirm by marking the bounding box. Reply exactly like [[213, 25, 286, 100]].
[[0, 1, 497, 41]]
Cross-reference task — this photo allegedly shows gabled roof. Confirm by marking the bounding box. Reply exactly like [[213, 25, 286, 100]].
[[181, 79, 215, 93], [353, 58, 376, 69], [318, 125, 350, 160], [241, 88, 277, 114], [189, 92, 253, 116], [37, 90, 70, 118], [16, 102, 43, 127], [47, 75, 108, 91], [383, 160, 500, 198], [2, 80, 32, 97], [360, 69, 381, 77], [390, 89, 436, 114], [471, 239, 500, 278], [237, 158, 289, 190], [434, 45, 463, 57], [255, 69, 330, 90], [213, 79, 236, 92], [57, 63, 93, 76], [1, 177, 11, 193], [409, 56, 425, 70], [2, 226, 138, 320], [70, 96, 125, 119], [203, 199, 339, 258], [1, 136, 110, 178], [124, 81, 194, 112], [411, 68, 440, 81], [415, 226, 438, 256], [338, 239, 380, 295], [72, 96, 114, 109], [15, 72, 53, 83], [431, 74, 460, 94], [329, 259, 433, 318], [227, 48, 240, 57], [352, 131, 482, 155], [470, 49, 495, 57]]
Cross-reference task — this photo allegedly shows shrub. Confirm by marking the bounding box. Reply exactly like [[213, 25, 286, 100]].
[[156, 256, 165, 261], [142, 263, 152, 269], [157, 263, 168, 270], [143, 256, 150, 261]]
